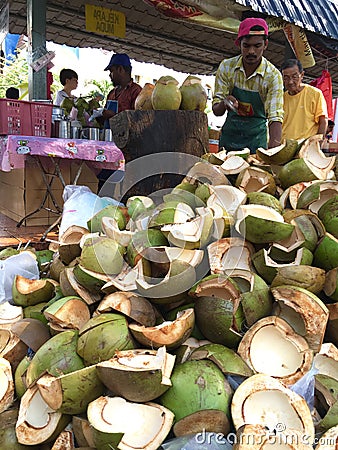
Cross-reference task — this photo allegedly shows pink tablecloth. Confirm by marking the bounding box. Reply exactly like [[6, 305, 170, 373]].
[[0, 135, 125, 172]]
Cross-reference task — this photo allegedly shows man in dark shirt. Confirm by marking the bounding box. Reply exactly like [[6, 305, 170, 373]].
[[97, 53, 142, 193], [101, 53, 142, 122]]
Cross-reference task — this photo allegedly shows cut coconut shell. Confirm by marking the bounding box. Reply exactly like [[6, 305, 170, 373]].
[[314, 424, 338, 449], [73, 264, 110, 294], [59, 267, 101, 305], [271, 265, 326, 294], [314, 343, 338, 381], [173, 410, 230, 437], [72, 416, 95, 448], [95, 291, 156, 327], [272, 285, 329, 352], [26, 329, 84, 387], [206, 184, 247, 217], [182, 161, 230, 186], [231, 373, 314, 441], [37, 365, 104, 414], [43, 296, 90, 330], [58, 225, 89, 265], [87, 396, 174, 450], [314, 233, 338, 271], [11, 318, 50, 352], [12, 276, 55, 307], [235, 204, 294, 244], [129, 309, 194, 350], [0, 328, 28, 371], [15, 385, 70, 446], [189, 343, 253, 377], [236, 166, 277, 195], [77, 313, 135, 365], [0, 302, 23, 330], [256, 139, 302, 165], [0, 357, 14, 413], [80, 236, 124, 275], [238, 316, 313, 386], [207, 237, 255, 274], [189, 274, 243, 348], [96, 347, 175, 402]]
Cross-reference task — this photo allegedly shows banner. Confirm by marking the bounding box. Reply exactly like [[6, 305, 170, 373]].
[[144, 0, 315, 68], [283, 24, 315, 69]]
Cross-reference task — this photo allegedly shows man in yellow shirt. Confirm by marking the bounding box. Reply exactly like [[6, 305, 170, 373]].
[[281, 59, 328, 140]]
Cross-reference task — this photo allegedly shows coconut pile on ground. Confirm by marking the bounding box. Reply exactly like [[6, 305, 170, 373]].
[[1, 134, 338, 448]]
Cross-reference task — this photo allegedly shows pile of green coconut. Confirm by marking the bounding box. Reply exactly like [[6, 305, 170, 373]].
[[1, 134, 338, 449]]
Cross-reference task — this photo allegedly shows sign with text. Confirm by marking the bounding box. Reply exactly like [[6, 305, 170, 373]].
[[85, 4, 125, 38]]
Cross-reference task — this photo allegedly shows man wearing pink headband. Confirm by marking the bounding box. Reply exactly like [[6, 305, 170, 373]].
[[212, 17, 284, 153]]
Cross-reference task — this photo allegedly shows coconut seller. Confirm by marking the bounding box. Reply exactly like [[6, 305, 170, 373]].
[[281, 58, 328, 141], [97, 53, 142, 192], [212, 18, 284, 153]]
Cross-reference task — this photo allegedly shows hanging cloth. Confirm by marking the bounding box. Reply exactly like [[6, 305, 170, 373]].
[[309, 70, 333, 120]]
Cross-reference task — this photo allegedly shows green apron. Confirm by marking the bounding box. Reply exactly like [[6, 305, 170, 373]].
[[219, 85, 267, 153]]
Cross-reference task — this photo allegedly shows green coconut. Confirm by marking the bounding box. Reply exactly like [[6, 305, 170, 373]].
[[96, 347, 175, 402], [318, 194, 338, 238], [246, 191, 283, 213], [37, 365, 104, 414], [127, 195, 155, 220], [151, 75, 182, 110], [235, 205, 294, 245], [179, 75, 207, 111], [0, 247, 20, 259], [14, 355, 31, 398], [324, 268, 338, 301], [23, 302, 48, 325], [296, 182, 322, 209], [189, 275, 243, 348], [271, 265, 326, 294], [0, 408, 41, 450], [73, 264, 109, 294], [278, 158, 321, 189], [159, 359, 233, 422], [87, 204, 127, 233], [80, 236, 124, 275], [25, 329, 84, 386], [256, 139, 301, 165], [189, 343, 253, 377], [134, 83, 155, 110], [313, 233, 338, 271], [126, 229, 168, 267], [77, 313, 134, 365], [12, 276, 55, 307]]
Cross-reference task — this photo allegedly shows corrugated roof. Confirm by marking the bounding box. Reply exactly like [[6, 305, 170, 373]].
[[6, 0, 338, 95], [235, 0, 338, 40]]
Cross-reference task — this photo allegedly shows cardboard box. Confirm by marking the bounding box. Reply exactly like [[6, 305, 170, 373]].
[[329, 142, 338, 153], [0, 158, 96, 227]]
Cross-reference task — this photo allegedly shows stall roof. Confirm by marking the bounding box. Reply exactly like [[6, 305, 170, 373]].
[[7, 0, 338, 94], [236, 0, 338, 41]]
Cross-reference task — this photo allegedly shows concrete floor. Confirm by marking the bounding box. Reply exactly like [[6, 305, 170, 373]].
[[0, 212, 58, 250]]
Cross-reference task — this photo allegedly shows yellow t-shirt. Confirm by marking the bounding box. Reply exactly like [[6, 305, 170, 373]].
[[282, 84, 327, 140]]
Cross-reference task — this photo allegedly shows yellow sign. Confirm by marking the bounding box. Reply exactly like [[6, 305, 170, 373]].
[[85, 4, 125, 38]]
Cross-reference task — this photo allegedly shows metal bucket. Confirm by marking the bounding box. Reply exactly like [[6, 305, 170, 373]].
[[81, 127, 100, 140], [52, 120, 70, 138]]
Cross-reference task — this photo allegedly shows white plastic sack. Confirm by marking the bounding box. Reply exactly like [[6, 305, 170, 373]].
[[0, 251, 39, 304], [59, 185, 122, 238]]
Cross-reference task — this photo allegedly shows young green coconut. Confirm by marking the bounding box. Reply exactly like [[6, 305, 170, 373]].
[[96, 347, 175, 402], [87, 396, 174, 450]]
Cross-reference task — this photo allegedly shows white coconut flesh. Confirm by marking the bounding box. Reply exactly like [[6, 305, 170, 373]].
[[314, 354, 338, 381], [106, 262, 139, 291], [102, 217, 134, 246], [0, 301, 23, 324], [164, 247, 204, 266], [162, 218, 202, 241], [237, 205, 284, 222], [127, 196, 154, 209], [207, 185, 247, 216], [264, 248, 304, 267], [173, 203, 195, 223], [238, 170, 272, 193], [0, 328, 11, 351], [248, 326, 304, 377], [309, 188, 338, 213], [220, 246, 253, 272], [183, 161, 229, 186], [243, 390, 304, 432], [274, 303, 306, 335], [274, 226, 305, 252], [257, 143, 286, 156], [88, 397, 173, 449], [25, 389, 54, 428], [0, 365, 9, 400], [221, 156, 249, 173], [301, 142, 335, 170]]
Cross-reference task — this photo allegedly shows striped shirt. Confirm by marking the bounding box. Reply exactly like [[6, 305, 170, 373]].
[[213, 55, 284, 124]]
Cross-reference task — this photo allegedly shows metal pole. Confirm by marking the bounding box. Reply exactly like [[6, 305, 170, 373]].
[[27, 0, 47, 100]]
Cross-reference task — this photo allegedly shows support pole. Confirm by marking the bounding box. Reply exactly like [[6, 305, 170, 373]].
[[27, 0, 47, 100]]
